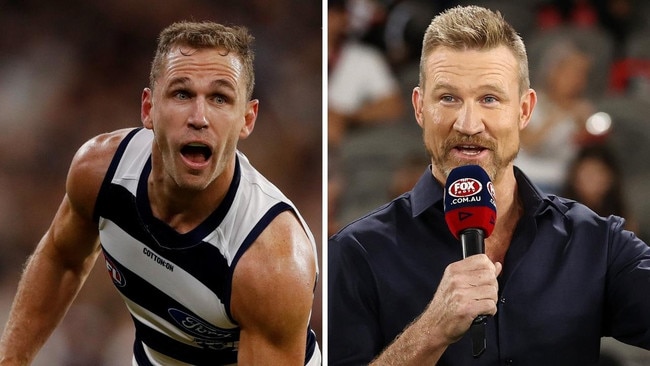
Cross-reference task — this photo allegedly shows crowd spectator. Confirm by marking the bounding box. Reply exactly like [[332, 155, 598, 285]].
[[328, 0, 405, 147], [562, 144, 638, 232], [515, 39, 596, 193]]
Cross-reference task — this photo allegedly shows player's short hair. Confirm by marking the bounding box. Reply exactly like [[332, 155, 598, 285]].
[[150, 21, 256, 100]]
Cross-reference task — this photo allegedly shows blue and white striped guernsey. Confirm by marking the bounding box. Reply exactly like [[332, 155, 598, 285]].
[[93, 128, 320, 365]]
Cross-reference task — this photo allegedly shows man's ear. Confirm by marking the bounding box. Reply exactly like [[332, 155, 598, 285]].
[[141, 88, 154, 130], [519, 88, 537, 130], [412, 86, 425, 128], [240, 99, 259, 139]]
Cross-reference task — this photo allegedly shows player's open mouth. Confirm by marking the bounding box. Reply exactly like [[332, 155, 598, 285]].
[[181, 143, 213, 166]]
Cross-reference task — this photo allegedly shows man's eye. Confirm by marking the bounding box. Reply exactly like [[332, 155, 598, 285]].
[[174, 91, 190, 100], [441, 95, 455, 103], [483, 96, 497, 104]]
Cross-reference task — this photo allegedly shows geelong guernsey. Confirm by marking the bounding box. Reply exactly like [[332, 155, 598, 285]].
[[93, 128, 320, 365]]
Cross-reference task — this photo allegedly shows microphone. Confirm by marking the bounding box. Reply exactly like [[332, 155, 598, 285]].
[[443, 165, 496, 358]]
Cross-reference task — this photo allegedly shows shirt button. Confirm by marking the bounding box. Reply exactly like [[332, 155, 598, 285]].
[[505, 359, 513, 365], [499, 297, 506, 304]]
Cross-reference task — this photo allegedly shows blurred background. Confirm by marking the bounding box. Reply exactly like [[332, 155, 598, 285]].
[[329, 0, 650, 238], [328, 0, 650, 364], [0, 0, 322, 364]]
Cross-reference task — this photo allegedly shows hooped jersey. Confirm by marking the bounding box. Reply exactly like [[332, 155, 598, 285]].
[[93, 128, 320, 365]]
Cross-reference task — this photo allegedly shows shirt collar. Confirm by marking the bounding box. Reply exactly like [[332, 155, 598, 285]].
[[409, 165, 568, 218], [410, 165, 444, 217], [514, 166, 570, 218]]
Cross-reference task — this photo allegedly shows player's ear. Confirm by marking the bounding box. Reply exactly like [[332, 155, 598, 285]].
[[240, 99, 258, 139]]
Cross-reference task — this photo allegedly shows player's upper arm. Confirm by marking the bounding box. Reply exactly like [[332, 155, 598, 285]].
[[41, 129, 132, 267], [231, 210, 317, 364]]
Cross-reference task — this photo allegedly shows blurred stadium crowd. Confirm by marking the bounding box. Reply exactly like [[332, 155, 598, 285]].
[[0, 0, 321, 364], [329, 0, 650, 236]]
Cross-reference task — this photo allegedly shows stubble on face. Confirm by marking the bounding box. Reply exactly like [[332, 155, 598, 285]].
[[419, 50, 527, 184], [148, 47, 248, 194], [423, 119, 519, 184]]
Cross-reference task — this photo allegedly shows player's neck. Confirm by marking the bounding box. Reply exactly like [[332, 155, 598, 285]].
[[147, 165, 233, 234]]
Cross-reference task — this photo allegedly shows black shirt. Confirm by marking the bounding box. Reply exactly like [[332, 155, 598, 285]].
[[329, 166, 650, 365]]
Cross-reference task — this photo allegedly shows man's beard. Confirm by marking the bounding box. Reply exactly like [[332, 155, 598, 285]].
[[425, 132, 518, 183]]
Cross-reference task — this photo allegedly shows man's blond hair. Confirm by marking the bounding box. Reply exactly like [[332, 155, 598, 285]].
[[419, 6, 529, 94]]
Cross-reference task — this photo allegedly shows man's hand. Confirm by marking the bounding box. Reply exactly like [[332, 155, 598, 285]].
[[423, 254, 502, 343], [370, 255, 502, 365]]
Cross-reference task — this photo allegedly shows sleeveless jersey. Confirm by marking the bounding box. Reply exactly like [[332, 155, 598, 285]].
[[93, 128, 320, 365]]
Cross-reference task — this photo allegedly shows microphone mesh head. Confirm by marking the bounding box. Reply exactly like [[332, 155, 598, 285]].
[[443, 165, 496, 239]]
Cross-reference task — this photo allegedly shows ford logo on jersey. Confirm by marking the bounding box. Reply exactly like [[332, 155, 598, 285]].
[[168, 308, 237, 341]]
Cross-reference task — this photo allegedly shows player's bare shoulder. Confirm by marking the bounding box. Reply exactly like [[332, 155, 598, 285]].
[[66, 128, 135, 220], [233, 210, 317, 306]]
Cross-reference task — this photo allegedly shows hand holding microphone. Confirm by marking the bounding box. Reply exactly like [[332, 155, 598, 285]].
[[443, 165, 498, 358]]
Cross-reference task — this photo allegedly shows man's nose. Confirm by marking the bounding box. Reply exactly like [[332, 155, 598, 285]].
[[188, 97, 209, 129], [453, 102, 484, 136]]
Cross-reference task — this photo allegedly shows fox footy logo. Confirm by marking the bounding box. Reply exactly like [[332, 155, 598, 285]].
[[447, 178, 482, 198]]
